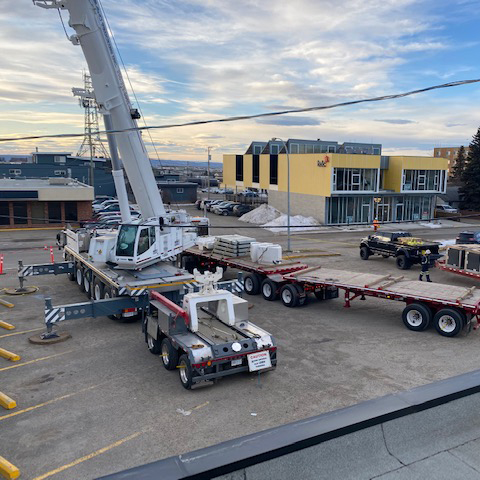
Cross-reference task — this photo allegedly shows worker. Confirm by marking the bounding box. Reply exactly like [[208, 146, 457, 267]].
[[419, 249, 432, 282], [373, 218, 379, 232]]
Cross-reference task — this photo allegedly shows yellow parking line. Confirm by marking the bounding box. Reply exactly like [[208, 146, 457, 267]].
[[33, 431, 143, 480], [0, 351, 73, 372], [0, 384, 100, 422], [0, 455, 20, 479], [0, 327, 43, 339]]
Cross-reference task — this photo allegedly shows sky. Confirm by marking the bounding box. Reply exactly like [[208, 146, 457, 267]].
[[0, 0, 479, 163]]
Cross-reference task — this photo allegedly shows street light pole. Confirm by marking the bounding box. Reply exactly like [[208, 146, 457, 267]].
[[272, 137, 291, 251]]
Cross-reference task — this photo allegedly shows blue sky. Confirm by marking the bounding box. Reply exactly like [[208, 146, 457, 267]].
[[0, 0, 479, 162]]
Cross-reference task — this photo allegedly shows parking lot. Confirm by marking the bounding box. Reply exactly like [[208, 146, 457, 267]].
[[1, 209, 480, 479]]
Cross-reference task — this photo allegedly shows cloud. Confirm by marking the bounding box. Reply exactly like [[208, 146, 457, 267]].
[[255, 116, 323, 126], [374, 119, 416, 125], [445, 123, 466, 127]]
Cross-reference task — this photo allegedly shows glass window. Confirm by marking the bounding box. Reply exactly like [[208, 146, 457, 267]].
[[271, 144, 279, 154], [328, 145, 336, 153], [269, 155, 278, 185], [64, 202, 77, 222], [48, 202, 62, 224], [314, 145, 321, 153], [0, 202, 10, 225], [137, 228, 150, 255], [13, 202, 28, 225], [176, 188, 184, 194], [333, 168, 378, 191], [149, 227, 156, 248], [306, 144, 314, 154], [253, 145, 262, 154], [54, 156, 66, 164], [290, 144, 299, 154], [116, 225, 138, 257], [235, 155, 243, 181], [299, 144, 305, 154]]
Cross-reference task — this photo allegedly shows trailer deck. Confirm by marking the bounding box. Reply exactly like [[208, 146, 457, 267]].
[[436, 260, 480, 281]]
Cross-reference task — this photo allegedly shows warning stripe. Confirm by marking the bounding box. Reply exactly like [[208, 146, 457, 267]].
[[45, 307, 66, 325], [20, 266, 34, 276]]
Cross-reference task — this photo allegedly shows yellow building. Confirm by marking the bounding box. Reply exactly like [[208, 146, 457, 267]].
[[223, 139, 448, 225]]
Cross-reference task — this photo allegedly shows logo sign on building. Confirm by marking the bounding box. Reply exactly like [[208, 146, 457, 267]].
[[317, 155, 330, 167], [247, 351, 272, 372]]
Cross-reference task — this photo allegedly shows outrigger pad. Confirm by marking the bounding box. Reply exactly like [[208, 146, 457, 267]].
[[29, 331, 71, 345]]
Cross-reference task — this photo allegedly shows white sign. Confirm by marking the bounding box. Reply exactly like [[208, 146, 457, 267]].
[[247, 351, 272, 372]]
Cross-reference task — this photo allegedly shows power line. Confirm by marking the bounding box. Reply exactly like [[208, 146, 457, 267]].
[[1, 78, 479, 144]]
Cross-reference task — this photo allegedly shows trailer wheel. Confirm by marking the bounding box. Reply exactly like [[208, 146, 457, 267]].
[[161, 338, 179, 370], [146, 323, 162, 354], [433, 308, 465, 337], [402, 303, 432, 331], [93, 279, 104, 301], [76, 265, 83, 288], [67, 256, 75, 281], [396, 255, 411, 270], [295, 285, 309, 306], [244, 274, 261, 295], [280, 284, 299, 307], [261, 278, 279, 301], [360, 246, 370, 260], [178, 354, 193, 390], [83, 269, 92, 295]]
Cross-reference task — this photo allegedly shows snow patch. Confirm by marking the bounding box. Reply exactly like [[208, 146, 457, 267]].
[[262, 214, 320, 232], [439, 239, 456, 247], [239, 204, 280, 224]]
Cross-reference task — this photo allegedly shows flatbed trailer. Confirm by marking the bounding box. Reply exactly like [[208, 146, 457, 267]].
[[436, 260, 480, 281], [182, 247, 480, 338]]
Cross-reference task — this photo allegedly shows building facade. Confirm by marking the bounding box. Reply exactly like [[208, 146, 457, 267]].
[[0, 177, 94, 228], [0, 152, 116, 197], [223, 139, 448, 225], [434, 146, 469, 175]]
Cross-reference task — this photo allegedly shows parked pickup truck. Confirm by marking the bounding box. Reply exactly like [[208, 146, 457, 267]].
[[359, 231, 442, 269]]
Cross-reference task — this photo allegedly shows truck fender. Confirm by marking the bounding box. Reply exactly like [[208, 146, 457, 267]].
[[396, 249, 410, 258], [146, 315, 159, 339]]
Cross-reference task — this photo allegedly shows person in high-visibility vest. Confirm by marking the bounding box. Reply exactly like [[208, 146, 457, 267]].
[[419, 249, 432, 282], [373, 218, 379, 231]]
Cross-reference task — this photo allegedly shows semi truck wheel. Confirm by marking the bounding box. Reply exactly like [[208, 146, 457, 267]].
[[261, 278, 279, 301], [244, 274, 261, 295], [178, 354, 193, 390], [161, 338, 179, 370], [295, 284, 308, 306], [360, 246, 370, 260], [280, 284, 299, 307], [82, 269, 92, 296], [76, 265, 83, 289], [396, 255, 411, 270], [67, 256, 75, 281], [93, 279, 104, 301], [402, 303, 432, 331], [146, 327, 162, 354], [433, 308, 465, 337]]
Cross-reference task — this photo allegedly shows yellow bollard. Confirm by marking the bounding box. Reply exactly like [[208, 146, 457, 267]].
[[0, 321, 15, 331], [0, 392, 16, 410], [0, 348, 20, 362], [0, 456, 20, 479]]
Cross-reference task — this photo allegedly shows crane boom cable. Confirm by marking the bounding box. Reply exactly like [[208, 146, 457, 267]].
[[1, 78, 479, 143]]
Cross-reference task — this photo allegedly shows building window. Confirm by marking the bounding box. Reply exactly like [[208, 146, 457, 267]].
[[333, 168, 378, 192], [31, 201, 46, 224], [48, 202, 62, 224], [0, 202, 10, 225], [235, 155, 244, 181], [64, 202, 78, 222], [271, 144, 279, 155], [9, 169, 21, 175], [83, 162, 95, 168], [373, 148, 380, 155], [13, 202, 28, 225], [252, 155, 260, 183], [328, 145, 336, 153], [54, 156, 66, 164], [290, 144, 299, 154], [306, 144, 314, 154], [176, 188, 184, 194], [402, 170, 445, 192], [54, 170, 66, 176], [270, 154, 278, 185], [253, 145, 262, 155]]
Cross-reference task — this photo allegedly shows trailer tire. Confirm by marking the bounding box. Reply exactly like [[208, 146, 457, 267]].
[[433, 308, 465, 337], [360, 246, 370, 260], [178, 354, 193, 390], [93, 279, 104, 301], [76, 265, 83, 289], [396, 255, 411, 270], [82, 269, 92, 296], [402, 303, 432, 331], [67, 256, 75, 281], [295, 284, 309, 306], [146, 326, 162, 354], [261, 278, 279, 301], [244, 274, 261, 295], [161, 338, 179, 370], [280, 284, 299, 307]]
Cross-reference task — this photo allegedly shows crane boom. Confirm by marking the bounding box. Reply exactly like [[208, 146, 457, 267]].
[[36, 0, 164, 219]]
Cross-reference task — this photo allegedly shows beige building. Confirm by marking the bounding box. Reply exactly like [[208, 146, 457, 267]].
[[434, 147, 469, 174], [0, 177, 94, 228]]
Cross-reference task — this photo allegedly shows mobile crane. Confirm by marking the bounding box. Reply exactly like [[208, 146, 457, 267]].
[[24, 0, 277, 388]]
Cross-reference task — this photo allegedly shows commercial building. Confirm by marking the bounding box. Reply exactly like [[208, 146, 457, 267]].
[[223, 139, 449, 225], [157, 182, 198, 204], [0, 152, 115, 197], [0, 177, 94, 228], [434, 146, 469, 174]]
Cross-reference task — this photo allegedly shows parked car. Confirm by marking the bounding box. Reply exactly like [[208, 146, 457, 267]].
[[456, 231, 480, 244], [234, 205, 253, 216], [93, 199, 118, 212], [239, 190, 258, 198], [435, 204, 461, 221], [212, 201, 234, 214], [214, 203, 240, 216], [206, 200, 224, 211]]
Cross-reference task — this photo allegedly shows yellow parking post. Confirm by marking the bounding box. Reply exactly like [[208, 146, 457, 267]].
[[0, 392, 16, 410], [0, 456, 20, 479], [0, 349, 20, 362], [0, 322, 14, 331]]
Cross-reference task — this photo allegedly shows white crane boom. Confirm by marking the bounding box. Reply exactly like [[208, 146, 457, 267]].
[[36, 0, 164, 220]]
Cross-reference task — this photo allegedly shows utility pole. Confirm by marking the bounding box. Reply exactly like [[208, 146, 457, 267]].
[[207, 146, 212, 200]]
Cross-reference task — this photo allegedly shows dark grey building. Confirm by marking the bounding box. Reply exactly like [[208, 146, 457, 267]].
[[158, 182, 197, 204]]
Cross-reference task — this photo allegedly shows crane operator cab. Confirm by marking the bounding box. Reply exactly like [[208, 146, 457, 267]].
[[114, 214, 197, 269]]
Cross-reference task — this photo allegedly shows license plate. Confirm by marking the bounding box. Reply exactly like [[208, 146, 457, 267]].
[[231, 358, 242, 366]]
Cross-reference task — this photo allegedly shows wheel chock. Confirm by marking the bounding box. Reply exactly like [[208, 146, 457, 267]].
[[0, 456, 20, 479], [0, 348, 20, 362], [0, 321, 15, 330], [0, 392, 16, 410]]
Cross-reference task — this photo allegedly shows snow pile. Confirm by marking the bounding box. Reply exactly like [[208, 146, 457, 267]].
[[439, 239, 456, 247], [262, 214, 320, 233], [239, 204, 280, 224], [418, 222, 443, 229]]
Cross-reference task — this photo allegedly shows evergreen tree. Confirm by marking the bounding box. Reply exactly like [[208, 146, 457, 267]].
[[451, 145, 466, 183], [460, 128, 480, 210]]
